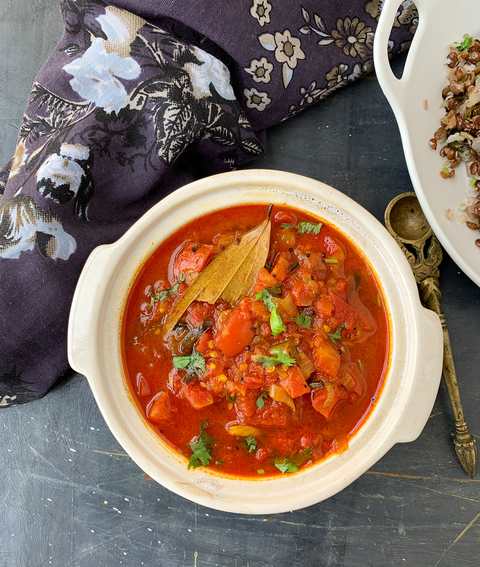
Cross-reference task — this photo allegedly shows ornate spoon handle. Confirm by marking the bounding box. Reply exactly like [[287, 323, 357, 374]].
[[420, 277, 477, 478]]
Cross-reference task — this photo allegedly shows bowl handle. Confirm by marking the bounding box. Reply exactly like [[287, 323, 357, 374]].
[[395, 307, 443, 443], [373, 0, 426, 107], [67, 245, 110, 378]]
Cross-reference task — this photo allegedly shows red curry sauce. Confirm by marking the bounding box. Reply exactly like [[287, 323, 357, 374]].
[[122, 205, 390, 477]]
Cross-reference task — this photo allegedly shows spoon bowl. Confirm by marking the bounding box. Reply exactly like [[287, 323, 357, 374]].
[[385, 193, 432, 244]]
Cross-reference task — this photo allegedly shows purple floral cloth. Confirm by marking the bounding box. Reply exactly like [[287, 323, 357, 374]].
[[0, 0, 416, 406]]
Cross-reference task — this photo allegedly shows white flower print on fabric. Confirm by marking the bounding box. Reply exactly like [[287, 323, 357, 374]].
[[184, 47, 236, 101], [250, 0, 272, 27], [64, 37, 141, 114], [96, 5, 145, 56], [259, 30, 305, 88], [8, 141, 28, 180], [0, 196, 76, 261], [244, 87, 271, 111], [245, 57, 273, 84], [36, 143, 93, 220], [0, 395, 17, 407]]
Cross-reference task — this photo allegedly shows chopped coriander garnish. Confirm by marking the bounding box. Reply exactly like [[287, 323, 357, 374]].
[[297, 221, 322, 235], [257, 468, 265, 475], [470, 177, 480, 188], [324, 257, 338, 265], [274, 457, 299, 474], [244, 436, 257, 454], [281, 222, 322, 235], [226, 393, 237, 403], [328, 323, 346, 343], [173, 350, 206, 377], [188, 422, 213, 469], [456, 34, 473, 51], [256, 289, 285, 336], [255, 347, 296, 368], [309, 381, 324, 389], [256, 391, 268, 409], [295, 312, 312, 329], [150, 281, 180, 304]]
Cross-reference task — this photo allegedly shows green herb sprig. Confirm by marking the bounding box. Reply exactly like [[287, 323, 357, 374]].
[[281, 221, 323, 235], [328, 323, 346, 344], [256, 289, 285, 336], [188, 422, 213, 469], [295, 312, 312, 329], [244, 436, 257, 454], [173, 350, 206, 377], [255, 346, 296, 368], [456, 34, 473, 51]]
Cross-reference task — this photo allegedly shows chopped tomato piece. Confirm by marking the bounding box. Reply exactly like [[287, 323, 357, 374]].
[[254, 267, 278, 292], [288, 269, 319, 306], [215, 307, 254, 357], [311, 334, 341, 378], [274, 210, 297, 225], [195, 330, 213, 354], [315, 295, 334, 318], [280, 366, 310, 399], [235, 390, 258, 419], [186, 302, 213, 328], [174, 242, 213, 279], [311, 383, 340, 419], [183, 383, 214, 409], [276, 293, 298, 319], [271, 255, 290, 282], [147, 391, 172, 423]]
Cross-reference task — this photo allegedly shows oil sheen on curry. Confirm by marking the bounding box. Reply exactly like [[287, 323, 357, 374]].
[[122, 205, 390, 478]]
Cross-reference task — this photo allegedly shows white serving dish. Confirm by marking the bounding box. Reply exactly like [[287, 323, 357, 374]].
[[68, 169, 442, 514], [374, 0, 480, 286]]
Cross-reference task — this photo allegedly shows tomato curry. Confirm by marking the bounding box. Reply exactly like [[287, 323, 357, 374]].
[[122, 205, 390, 477]]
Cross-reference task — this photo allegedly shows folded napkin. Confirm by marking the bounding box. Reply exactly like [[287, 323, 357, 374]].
[[0, 0, 416, 406]]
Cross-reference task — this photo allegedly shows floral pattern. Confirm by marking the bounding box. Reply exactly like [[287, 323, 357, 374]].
[[244, 88, 271, 111], [0, 196, 76, 261], [250, 0, 272, 27], [259, 29, 305, 88], [331, 17, 373, 60], [36, 144, 93, 220], [245, 57, 273, 84]]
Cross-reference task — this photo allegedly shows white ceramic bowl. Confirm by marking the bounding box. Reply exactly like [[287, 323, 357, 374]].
[[68, 169, 443, 514], [374, 0, 480, 286]]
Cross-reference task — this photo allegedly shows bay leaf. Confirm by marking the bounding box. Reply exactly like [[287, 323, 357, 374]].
[[221, 219, 271, 304], [164, 211, 272, 334]]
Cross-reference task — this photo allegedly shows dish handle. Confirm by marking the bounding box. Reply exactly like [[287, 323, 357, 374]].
[[373, 0, 426, 108], [395, 307, 443, 443], [67, 245, 110, 378]]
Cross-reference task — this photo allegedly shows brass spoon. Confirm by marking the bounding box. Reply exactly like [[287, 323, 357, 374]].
[[385, 192, 477, 478]]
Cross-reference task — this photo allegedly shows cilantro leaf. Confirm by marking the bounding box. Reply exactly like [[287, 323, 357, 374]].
[[328, 323, 345, 343], [256, 391, 268, 409], [456, 34, 473, 51], [150, 281, 180, 305], [295, 312, 312, 329], [255, 347, 296, 368], [274, 457, 299, 474], [173, 350, 206, 376], [188, 422, 213, 469], [297, 221, 322, 235], [270, 308, 285, 336], [256, 289, 285, 336], [280, 223, 295, 229], [244, 436, 257, 454]]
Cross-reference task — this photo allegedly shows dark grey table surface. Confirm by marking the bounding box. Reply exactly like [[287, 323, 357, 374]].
[[1, 3, 479, 567]]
